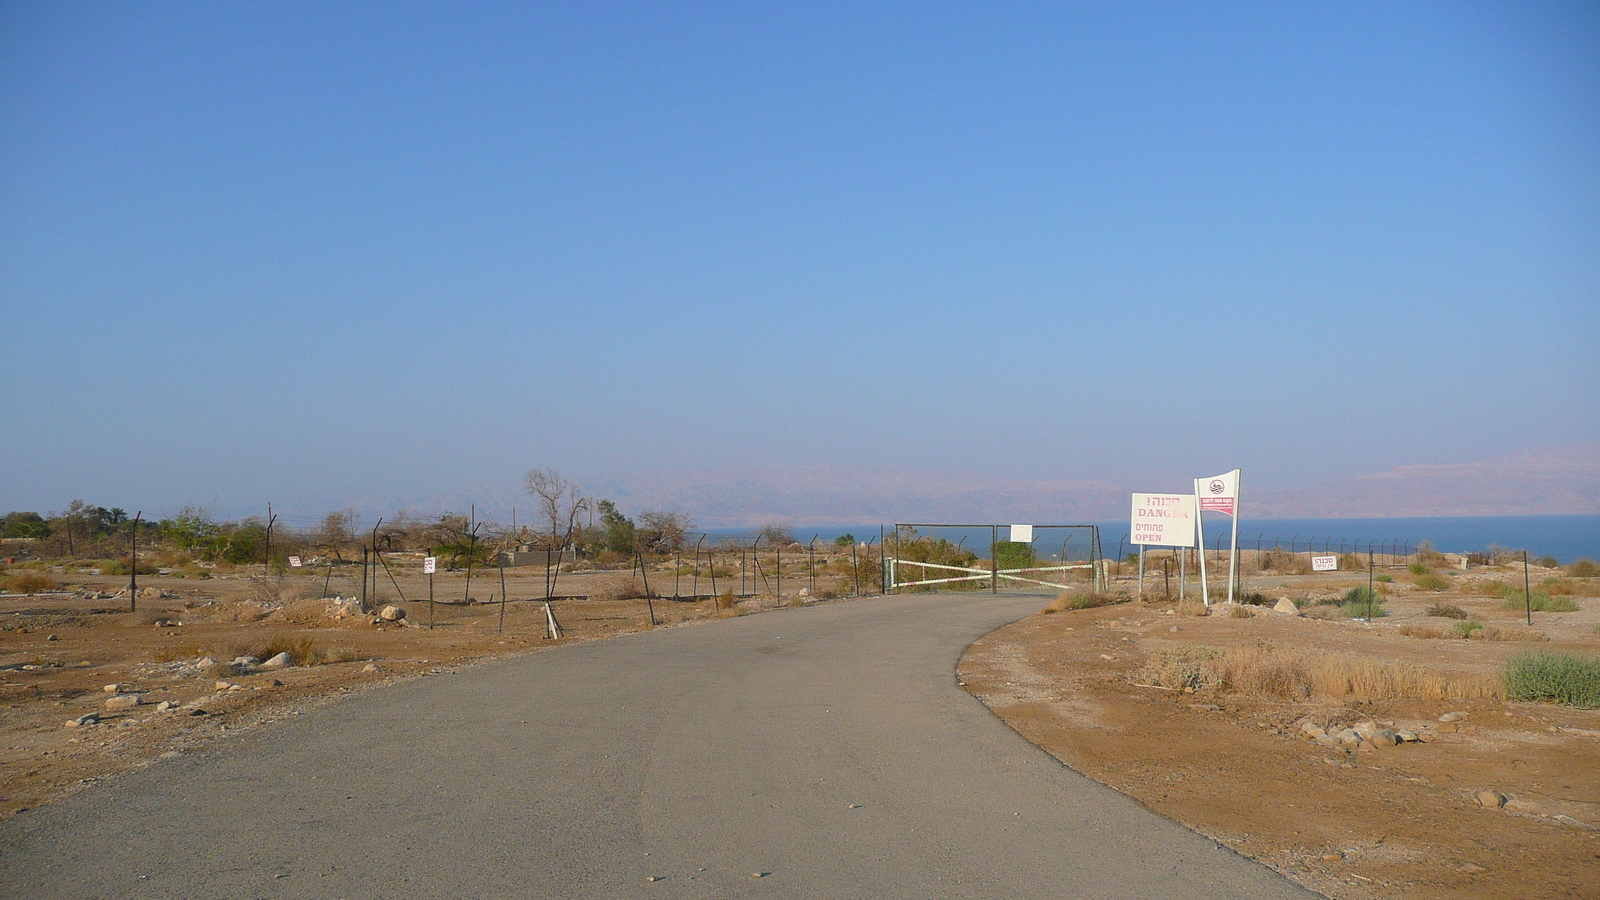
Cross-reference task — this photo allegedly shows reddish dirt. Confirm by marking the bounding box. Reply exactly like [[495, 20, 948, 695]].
[[958, 578, 1600, 900]]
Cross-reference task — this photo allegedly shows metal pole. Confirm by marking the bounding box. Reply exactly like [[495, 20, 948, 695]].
[[1523, 551, 1533, 626], [264, 503, 277, 578], [128, 512, 142, 612], [1194, 479, 1210, 606], [1137, 544, 1144, 599], [990, 525, 998, 594], [1227, 472, 1240, 603], [360, 548, 369, 612], [498, 558, 508, 633], [776, 541, 781, 604], [675, 548, 681, 601], [809, 535, 817, 597], [1368, 548, 1376, 621], [428, 548, 435, 630], [1163, 558, 1171, 601], [851, 540, 859, 597]]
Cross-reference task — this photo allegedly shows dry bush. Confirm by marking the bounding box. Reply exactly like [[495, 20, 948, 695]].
[[716, 589, 736, 610], [1426, 603, 1468, 619], [1228, 605, 1255, 619], [320, 646, 361, 664], [596, 581, 657, 602], [2, 572, 60, 594], [813, 586, 840, 600], [266, 599, 334, 624], [1045, 591, 1120, 613], [1176, 599, 1209, 617], [1398, 624, 1450, 639], [1133, 642, 1501, 702], [1568, 559, 1600, 578], [1479, 626, 1550, 643]]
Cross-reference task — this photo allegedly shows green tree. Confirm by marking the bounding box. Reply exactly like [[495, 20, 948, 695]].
[[596, 500, 636, 555]]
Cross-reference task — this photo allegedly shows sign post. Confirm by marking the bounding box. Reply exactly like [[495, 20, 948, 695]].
[[1130, 493, 1197, 600], [423, 554, 437, 629], [1193, 469, 1241, 606]]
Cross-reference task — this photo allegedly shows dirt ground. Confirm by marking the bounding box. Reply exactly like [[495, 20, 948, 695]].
[[0, 561, 828, 821], [959, 567, 1600, 900]]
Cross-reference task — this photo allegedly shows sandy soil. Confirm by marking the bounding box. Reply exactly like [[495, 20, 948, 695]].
[[958, 568, 1600, 900], [0, 561, 834, 820]]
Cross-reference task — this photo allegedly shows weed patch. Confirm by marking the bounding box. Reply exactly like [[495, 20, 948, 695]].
[[1427, 603, 1468, 619], [1504, 651, 1600, 708], [1498, 591, 1579, 613]]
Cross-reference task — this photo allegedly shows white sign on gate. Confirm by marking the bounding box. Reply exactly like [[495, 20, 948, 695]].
[[423, 556, 437, 575], [1130, 493, 1197, 546], [288, 556, 302, 567], [1312, 555, 1338, 572], [1009, 524, 1033, 543]]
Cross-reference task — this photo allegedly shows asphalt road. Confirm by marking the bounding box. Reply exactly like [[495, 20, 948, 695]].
[[0, 591, 1316, 899]]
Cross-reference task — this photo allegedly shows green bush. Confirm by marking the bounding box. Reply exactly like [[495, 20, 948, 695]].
[[1375, 573, 1393, 583], [1503, 651, 1600, 708], [1452, 619, 1484, 639], [1339, 586, 1385, 618], [1427, 603, 1468, 619], [1498, 591, 1580, 613], [1408, 562, 1430, 575], [1537, 556, 1559, 568]]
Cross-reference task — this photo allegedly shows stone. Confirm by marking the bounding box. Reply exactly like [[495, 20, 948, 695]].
[[46, 633, 59, 641], [215, 681, 234, 691], [1370, 729, 1400, 746], [1335, 728, 1362, 746], [103, 683, 122, 693], [66, 713, 100, 727], [232, 656, 260, 669], [260, 652, 293, 670], [155, 700, 177, 712], [362, 663, 380, 673], [1476, 790, 1507, 809], [1300, 720, 1324, 735], [1396, 731, 1419, 743], [1439, 711, 1467, 723], [1314, 734, 1339, 748], [105, 694, 141, 709], [1321, 852, 1344, 862], [379, 605, 406, 622], [195, 657, 217, 670], [1273, 598, 1300, 615]]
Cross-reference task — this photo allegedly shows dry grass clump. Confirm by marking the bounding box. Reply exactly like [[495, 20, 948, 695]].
[[1175, 599, 1209, 617], [1228, 604, 1255, 619], [1568, 559, 1599, 578], [266, 598, 335, 624], [1426, 603, 1468, 619], [1, 572, 60, 594], [598, 581, 658, 602], [1133, 642, 1501, 702], [1479, 625, 1550, 642], [1413, 572, 1453, 592], [1044, 591, 1120, 613]]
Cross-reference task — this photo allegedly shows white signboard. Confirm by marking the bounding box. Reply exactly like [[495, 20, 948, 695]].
[[423, 556, 437, 575], [1009, 524, 1033, 543], [1130, 493, 1197, 546], [288, 556, 302, 567], [1197, 469, 1239, 516], [1312, 555, 1338, 572]]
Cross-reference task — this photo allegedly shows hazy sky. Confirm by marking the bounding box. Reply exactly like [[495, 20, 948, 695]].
[[3, 2, 1597, 519]]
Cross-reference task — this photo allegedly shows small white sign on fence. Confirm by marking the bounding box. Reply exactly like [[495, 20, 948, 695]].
[[288, 556, 302, 567], [1009, 524, 1033, 543], [1311, 555, 1338, 572], [423, 556, 437, 575]]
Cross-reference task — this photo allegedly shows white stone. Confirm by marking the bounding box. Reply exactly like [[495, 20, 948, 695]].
[[105, 694, 141, 709], [260, 652, 293, 670], [1273, 598, 1300, 615]]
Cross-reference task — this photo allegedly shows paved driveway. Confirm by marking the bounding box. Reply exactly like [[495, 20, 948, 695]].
[[0, 591, 1315, 899]]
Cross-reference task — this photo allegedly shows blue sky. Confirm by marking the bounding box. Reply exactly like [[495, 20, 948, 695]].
[[2, 2, 1597, 519]]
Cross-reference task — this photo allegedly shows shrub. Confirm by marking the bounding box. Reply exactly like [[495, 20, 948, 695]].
[[1374, 573, 1393, 583], [1427, 603, 1468, 619], [1452, 619, 1484, 639], [1229, 605, 1254, 618], [1408, 563, 1431, 575], [1413, 572, 1453, 592], [1498, 591, 1580, 613], [1134, 643, 1499, 701], [1503, 651, 1600, 708], [1045, 591, 1118, 613], [1236, 592, 1272, 606], [1536, 556, 1559, 568], [1568, 559, 1599, 578], [2, 572, 59, 594], [1339, 586, 1385, 617], [1176, 599, 1209, 617]]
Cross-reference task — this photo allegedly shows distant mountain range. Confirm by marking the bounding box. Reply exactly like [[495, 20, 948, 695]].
[[351, 443, 1600, 527]]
